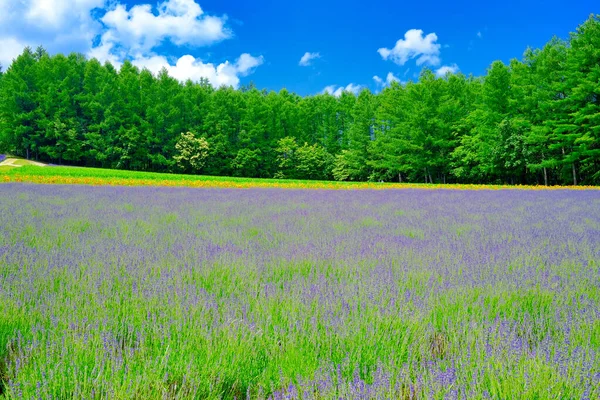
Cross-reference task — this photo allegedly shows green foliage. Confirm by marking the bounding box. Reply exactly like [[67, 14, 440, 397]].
[[1, 15, 600, 184], [173, 132, 210, 173], [275, 137, 333, 180], [332, 151, 352, 181], [231, 147, 262, 177], [275, 136, 299, 178], [295, 141, 333, 180], [339, 90, 375, 181]]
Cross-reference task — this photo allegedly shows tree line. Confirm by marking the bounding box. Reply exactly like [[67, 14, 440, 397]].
[[0, 15, 598, 185]]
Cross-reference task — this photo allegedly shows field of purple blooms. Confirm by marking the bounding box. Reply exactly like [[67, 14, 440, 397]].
[[0, 183, 599, 399]]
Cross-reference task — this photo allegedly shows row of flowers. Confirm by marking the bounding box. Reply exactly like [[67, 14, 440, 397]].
[[2, 173, 600, 190]]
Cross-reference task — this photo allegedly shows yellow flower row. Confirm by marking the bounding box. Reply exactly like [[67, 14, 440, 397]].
[[2, 173, 599, 190]]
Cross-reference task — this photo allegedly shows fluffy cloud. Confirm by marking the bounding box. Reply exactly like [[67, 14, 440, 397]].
[[373, 72, 400, 87], [87, 31, 124, 69], [0, 0, 104, 67], [132, 53, 264, 88], [25, 0, 105, 28], [0, 37, 29, 69], [323, 83, 362, 97], [96, 0, 230, 54], [435, 64, 459, 77], [0, 0, 263, 87], [236, 53, 264, 76], [378, 29, 441, 67], [299, 52, 320, 66], [87, 0, 262, 87]]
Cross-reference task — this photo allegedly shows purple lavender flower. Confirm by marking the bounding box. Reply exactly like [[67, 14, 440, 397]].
[[0, 184, 598, 398]]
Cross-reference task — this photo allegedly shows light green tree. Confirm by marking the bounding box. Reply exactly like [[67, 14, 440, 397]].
[[173, 131, 210, 173]]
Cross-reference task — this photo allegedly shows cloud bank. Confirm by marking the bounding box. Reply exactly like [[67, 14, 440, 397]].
[[0, 0, 263, 88]]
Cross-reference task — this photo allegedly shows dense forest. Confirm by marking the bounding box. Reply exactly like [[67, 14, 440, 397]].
[[0, 15, 598, 185]]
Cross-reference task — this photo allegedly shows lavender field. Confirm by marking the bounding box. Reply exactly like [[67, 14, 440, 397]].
[[0, 184, 599, 399]]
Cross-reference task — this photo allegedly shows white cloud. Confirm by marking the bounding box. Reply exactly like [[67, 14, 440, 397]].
[[323, 83, 362, 97], [299, 52, 320, 66], [435, 64, 459, 77], [132, 53, 264, 88], [0, 0, 104, 64], [0, 37, 30, 69], [477, 31, 482, 38], [378, 29, 441, 67], [373, 72, 400, 87], [25, 0, 105, 28], [97, 0, 230, 54], [236, 53, 264, 76], [87, 32, 124, 68], [386, 72, 400, 84], [86, 0, 261, 87], [0, 0, 263, 86], [130, 54, 167, 75]]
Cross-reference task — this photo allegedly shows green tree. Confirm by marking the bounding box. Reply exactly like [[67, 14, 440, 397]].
[[0, 47, 41, 159], [562, 14, 600, 184], [520, 39, 569, 185], [274, 136, 299, 178], [369, 81, 411, 182], [339, 89, 374, 181], [231, 148, 262, 177], [295, 142, 333, 180], [173, 131, 210, 173], [41, 119, 81, 164], [452, 62, 511, 183]]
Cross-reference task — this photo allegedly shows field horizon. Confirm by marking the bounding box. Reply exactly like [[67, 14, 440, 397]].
[[2, 164, 600, 192]]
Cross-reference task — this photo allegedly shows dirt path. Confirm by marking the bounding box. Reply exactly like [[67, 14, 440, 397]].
[[0, 158, 47, 167]]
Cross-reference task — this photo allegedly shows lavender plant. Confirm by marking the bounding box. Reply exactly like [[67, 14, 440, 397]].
[[0, 184, 598, 399]]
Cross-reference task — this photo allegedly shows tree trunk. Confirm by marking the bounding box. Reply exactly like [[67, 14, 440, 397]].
[[572, 163, 577, 186], [26, 148, 30, 160], [543, 167, 548, 186], [398, 173, 402, 183], [428, 173, 433, 184]]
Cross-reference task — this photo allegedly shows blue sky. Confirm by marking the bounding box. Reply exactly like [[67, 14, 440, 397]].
[[0, 0, 597, 95]]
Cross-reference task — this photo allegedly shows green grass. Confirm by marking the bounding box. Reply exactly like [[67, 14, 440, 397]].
[[10, 159, 41, 166], [3, 165, 597, 190], [0, 164, 318, 182], [1, 165, 358, 185]]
